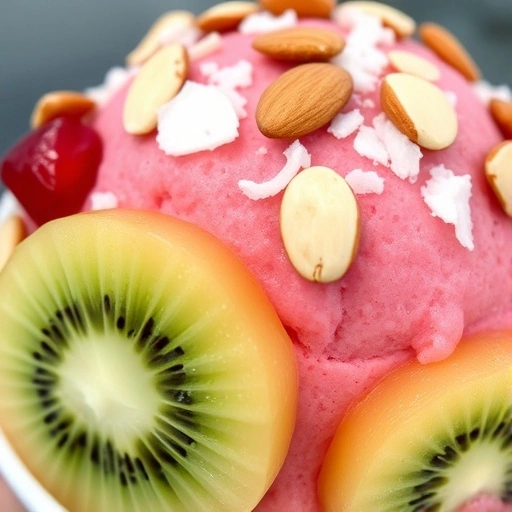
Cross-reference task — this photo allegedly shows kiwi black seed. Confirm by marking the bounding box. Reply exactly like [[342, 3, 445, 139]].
[[381, 402, 512, 511], [0, 211, 298, 512]]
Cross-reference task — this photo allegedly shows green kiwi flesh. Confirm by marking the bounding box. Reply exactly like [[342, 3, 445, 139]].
[[0, 210, 297, 512]]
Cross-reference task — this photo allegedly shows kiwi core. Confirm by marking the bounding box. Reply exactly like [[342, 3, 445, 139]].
[[440, 441, 509, 510], [58, 331, 159, 449]]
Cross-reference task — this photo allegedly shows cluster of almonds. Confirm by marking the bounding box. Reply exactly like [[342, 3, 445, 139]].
[[2, 0, 512, 282]]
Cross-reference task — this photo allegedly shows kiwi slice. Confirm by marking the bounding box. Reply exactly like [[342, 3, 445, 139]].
[[318, 331, 512, 511], [0, 210, 297, 512]]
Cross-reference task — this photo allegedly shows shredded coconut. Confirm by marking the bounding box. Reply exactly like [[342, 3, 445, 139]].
[[444, 90, 458, 107], [373, 113, 423, 182], [239, 9, 297, 34], [257, 147, 268, 155], [85, 67, 137, 107], [328, 109, 364, 139], [189, 32, 223, 61], [345, 169, 385, 194], [207, 60, 253, 89], [216, 86, 248, 118], [157, 81, 239, 156], [473, 80, 512, 106], [362, 98, 375, 108], [353, 126, 388, 166], [201, 60, 253, 119], [199, 61, 219, 77], [91, 192, 119, 211], [332, 8, 394, 93], [159, 25, 201, 47], [421, 165, 474, 250], [239, 140, 311, 200], [0, 191, 23, 224]]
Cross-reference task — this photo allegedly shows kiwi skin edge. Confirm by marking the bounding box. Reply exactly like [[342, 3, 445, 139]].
[[0, 209, 299, 512], [318, 330, 512, 511]]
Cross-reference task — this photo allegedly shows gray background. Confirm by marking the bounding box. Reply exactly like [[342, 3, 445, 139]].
[[1, 0, 511, 159]]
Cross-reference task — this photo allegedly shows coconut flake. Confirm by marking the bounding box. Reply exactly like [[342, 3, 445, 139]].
[[239, 140, 311, 200], [257, 146, 268, 155], [353, 126, 388, 166], [421, 165, 474, 250], [332, 9, 394, 93], [159, 25, 201, 47], [85, 67, 137, 107], [345, 169, 385, 194], [216, 86, 248, 118], [373, 113, 422, 182], [157, 81, 239, 156], [207, 60, 253, 89], [473, 80, 512, 106], [444, 90, 458, 107], [201, 60, 253, 119], [0, 191, 23, 224], [189, 32, 223, 61], [91, 192, 119, 211], [328, 109, 364, 139], [199, 61, 219, 77], [239, 9, 297, 34]]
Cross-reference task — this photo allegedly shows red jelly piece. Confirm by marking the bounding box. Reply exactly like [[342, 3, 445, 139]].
[[1, 116, 102, 226]]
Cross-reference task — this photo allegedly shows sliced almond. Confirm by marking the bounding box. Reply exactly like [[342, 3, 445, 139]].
[[30, 91, 95, 129], [419, 22, 481, 82], [252, 27, 344, 62], [339, 1, 416, 38], [381, 72, 458, 150], [259, 0, 334, 18], [197, 1, 259, 32], [188, 32, 223, 61], [280, 166, 360, 283], [490, 99, 512, 139], [485, 141, 512, 217], [126, 11, 195, 66], [0, 215, 26, 273], [256, 63, 353, 139], [388, 50, 440, 82], [123, 44, 189, 135]]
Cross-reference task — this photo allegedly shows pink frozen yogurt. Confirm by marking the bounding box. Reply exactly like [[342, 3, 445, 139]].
[[1, 1, 512, 511]]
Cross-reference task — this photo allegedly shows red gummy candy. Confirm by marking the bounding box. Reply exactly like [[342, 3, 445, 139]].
[[1, 116, 102, 226]]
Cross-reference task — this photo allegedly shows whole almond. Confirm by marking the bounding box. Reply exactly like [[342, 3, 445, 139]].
[[252, 27, 345, 62], [381, 72, 458, 150], [280, 166, 360, 283], [259, 0, 334, 18], [197, 1, 259, 32], [338, 1, 415, 38], [256, 63, 353, 139], [126, 11, 195, 67], [419, 23, 481, 82], [388, 50, 440, 82], [30, 91, 95, 129], [490, 99, 512, 139], [124, 44, 189, 135], [485, 141, 512, 217], [0, 215, 26, 273]]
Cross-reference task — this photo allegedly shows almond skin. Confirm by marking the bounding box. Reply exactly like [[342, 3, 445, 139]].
[[125, 10, 195, 66], [419, 22, 481, 81], [381, 73, 458, 150], [123, 44, 189, 135], [197, 1, 259, 32], [490, 99, 512, 139], [259, 0, 334, 18], [485, 141, 512, 217], [252, 27, 345, 62], [30, 91, 95, 129], [256, 63, 353, 139]]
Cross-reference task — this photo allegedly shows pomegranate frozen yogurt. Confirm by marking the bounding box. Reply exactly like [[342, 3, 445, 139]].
[[0, 1, 512, 511]]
